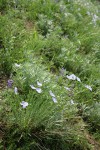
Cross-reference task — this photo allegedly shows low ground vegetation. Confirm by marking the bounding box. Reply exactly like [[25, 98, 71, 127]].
[[0, 0, 100, 149]]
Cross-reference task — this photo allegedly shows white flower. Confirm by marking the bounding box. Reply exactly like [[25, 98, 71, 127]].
[[70, 100, 74, 105], [52, 97, 57, 103], [20, 101, 28, 108], [15, 63, 21, 67], [37, 81, 42, 87], [30, 85, 36, 90], [47, 20, 52, 25], [64, 87, 71, 91], [49, 90, 55, 97], [36, 88, 42, 93], [14, 87, 18, 95], [66, 74, 81, 82], [92, 14, 98, 23], [85, 85, 92, 91]]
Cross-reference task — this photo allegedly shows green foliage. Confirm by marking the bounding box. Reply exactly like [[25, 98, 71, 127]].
[[1, 124, 92, 150], [0, 0, 8, 12], [4, 58, 76, 128], [83, 102, 100, 133], [0, 13, 27, 76], [1, 57, 91, 149], [0, 0, 100, 149]]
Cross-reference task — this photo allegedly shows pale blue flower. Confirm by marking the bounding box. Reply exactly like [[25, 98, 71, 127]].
[[30, 85, 36, 90], [49, 90, 58, 103], [36, 88, 42, 93], [85, 85, 92, 91], [49, 90, 55, 97], [20, 101, 28, 108], [66, 74, 81, 82], [37, 81, 42, 87], [64, 87, 71, 91], [76, 77, 81, 82], [14, 87, 18, 95], [67, 74, 76, 80], [7, 79, 13, 88], [30, 85, 42, 93], [52, 97, 57, 103]]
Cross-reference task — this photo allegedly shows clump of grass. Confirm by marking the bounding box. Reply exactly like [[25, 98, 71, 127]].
[[83, 102, 100, 135]]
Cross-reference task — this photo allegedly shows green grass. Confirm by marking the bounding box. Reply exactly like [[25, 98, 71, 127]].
[[0, 0, 100, 149]]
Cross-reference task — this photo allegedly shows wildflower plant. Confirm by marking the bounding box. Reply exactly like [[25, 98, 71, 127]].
[[5, 57, 79, 131]]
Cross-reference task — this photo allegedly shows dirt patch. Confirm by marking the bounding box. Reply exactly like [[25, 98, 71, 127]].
[[25, 21, 34, 31], [0, 76, 8, 90]]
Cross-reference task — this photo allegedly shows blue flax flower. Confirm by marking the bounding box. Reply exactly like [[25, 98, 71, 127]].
[[7, 79, 13, 88]]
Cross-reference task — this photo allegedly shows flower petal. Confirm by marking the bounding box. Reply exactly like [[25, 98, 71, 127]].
[[85, 85, 92, 91], [70, 100, 74, 105], [20, 101, 28, 108], [67, 74, 81, 82], [52, 97, 57, 103], [7, 79, 13, 88], [37, 81, 42, 87], [14, 87, 18, 95], [30, 85, 36, 90], [66, 74, 77, 80], [36, 88, 42, 93], [64, 87, 71, 91], [49, 90, 55, 97], [76, 77, 81, 82]]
